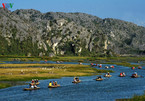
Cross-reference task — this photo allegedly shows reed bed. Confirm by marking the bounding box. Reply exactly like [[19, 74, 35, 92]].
[[0, 64, 113, 81]]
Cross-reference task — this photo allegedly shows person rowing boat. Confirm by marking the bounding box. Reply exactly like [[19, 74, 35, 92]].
[[30, 79, 40, 85], [24, 83, 40, 91], [119, 72, 126, 77], [104, 72, 112, 77], [131, 67, 135, 70], [131, 72, 138, 78], [96, 76, 103, 81], [110, 65, 114, 68], [138, 66, 142, 69], [48, 81, 60, 88], [72, 77, 81, 83]]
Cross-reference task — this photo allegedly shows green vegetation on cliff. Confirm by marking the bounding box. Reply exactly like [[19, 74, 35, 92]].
[[1, 8, 145, 57]]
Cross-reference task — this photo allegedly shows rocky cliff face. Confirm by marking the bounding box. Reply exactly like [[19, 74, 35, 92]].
[[0, 7, 145, 56]]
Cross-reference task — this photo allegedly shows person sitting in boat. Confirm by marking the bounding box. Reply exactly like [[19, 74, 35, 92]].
[[34, 79, 37, 83], [120, 72, 123, 76], [122, 72, 126, 76], [132, 72, 137, 77], [73, 77, 77, 82], [53, 81, 56, 86], [32, 79, 34, 83], [138, 66, 142, 69], [79, 63, 82, 65], [55, 81, 57, 85], [49, 81, 52, 87], [99, 64, 102, 68], [134, 72, 137, 76], [34, 85, 37, 88], [97, 76, 102, 79], [76, 77, 79, 81], [74, 79, 77, 82], [73, 77, 76, 80], [107, 72, 110, 75], [36, 79, 38, 83], [73, 77, 79, 82], [104, 73, 108, 76], [132, 67, 135, 69], [31, 84, 34, 88]]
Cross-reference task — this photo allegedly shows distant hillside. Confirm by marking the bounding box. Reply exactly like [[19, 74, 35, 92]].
[[0, 7, 145, 57]]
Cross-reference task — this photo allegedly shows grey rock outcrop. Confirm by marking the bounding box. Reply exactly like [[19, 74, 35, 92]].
[[0, 7, 145, 56]]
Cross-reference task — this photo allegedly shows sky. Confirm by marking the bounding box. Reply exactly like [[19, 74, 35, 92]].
[[0, 0, 145, 26]]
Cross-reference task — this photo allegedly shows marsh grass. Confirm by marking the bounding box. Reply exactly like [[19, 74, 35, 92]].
[[0, 83, 11, 89], [0, 64, 113, 81], [102, 62, 139, 67], [129, 94, 145, 101], [1, 56, 145, 62], [116, 94, 145, 101]]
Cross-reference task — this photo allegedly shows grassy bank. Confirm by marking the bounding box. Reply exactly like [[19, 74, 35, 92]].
[[0, 63, 113, 89], [116, 94, 145, 101], [1, 55, 145, 62], [127, 94, 145, 101], [101, 62, 139, 67], [0, 83, 11, 89]]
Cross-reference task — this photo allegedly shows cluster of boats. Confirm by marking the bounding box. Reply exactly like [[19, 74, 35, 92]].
[[24, 79, 40, 91], [24, 81, 61, 90], [23, 64, 142, 91], [91, 63, 115, 69], [24, 71, 141, 91], [95, 72, 112, 81], [131, 66, 142, 70], [95, 71, 141, 81], [24, 77, 82, 91]]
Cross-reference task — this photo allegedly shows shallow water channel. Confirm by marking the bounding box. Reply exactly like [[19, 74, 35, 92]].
[[0, 62, 145, 101]]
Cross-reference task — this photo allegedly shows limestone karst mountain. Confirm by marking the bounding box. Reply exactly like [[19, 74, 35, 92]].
[[0, 7, 145, 56]]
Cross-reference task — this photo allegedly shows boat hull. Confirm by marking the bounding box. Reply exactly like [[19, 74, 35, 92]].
[[72, 80, 81, 83], [104, 75, 112, 77], [48, 84, 60, 88], [24, 87, 40, 91], [96, 78, 103, 81]]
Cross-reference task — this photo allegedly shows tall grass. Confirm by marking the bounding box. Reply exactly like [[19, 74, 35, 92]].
[[116, 94, 145, 101], [0, 64, 113, 81], [102, 62, 139, 67], [0, 83, 11, 89]]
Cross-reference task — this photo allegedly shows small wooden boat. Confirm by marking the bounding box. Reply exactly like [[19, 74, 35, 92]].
[[104, 75, 112, 77], [96, 78, 103, 81], [138, 66, 142, 69], [110, 66, 114, 68], [72, 80, 81, 83], [131, 67, 135, 70], [48, 84, 60, 88], [24, 87, 40, 91], [79, 63, 83, 65], [131, 75, 138, 78], [30, 82, 40, 85], [91, 64, 97, 66], [119, 75, 126, 77], [99, 65, 102, 68]]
